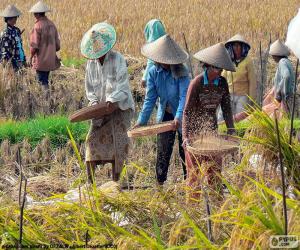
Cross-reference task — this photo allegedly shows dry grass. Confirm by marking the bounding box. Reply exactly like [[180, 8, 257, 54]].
[[0, 0, 299, 60]]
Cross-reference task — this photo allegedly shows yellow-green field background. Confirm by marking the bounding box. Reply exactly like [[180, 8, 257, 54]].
[[1, 0, 299, 59]]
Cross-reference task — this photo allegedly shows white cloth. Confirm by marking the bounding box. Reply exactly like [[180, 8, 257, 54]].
[[286, 8, 300, 59], [85, 50, 135, 111]]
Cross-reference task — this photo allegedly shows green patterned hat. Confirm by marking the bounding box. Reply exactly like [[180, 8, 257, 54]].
[[80, 22, 117, 59]]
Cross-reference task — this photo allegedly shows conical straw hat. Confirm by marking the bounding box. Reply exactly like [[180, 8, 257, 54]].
[[269, 39, 290, 57], [0, 5, 22, 17], [225, 34, 250, 48], [80, 22, 117, 59], [141, 34, 189, 64], [194, 43, 236, 72], [29, 1, 51, 13]]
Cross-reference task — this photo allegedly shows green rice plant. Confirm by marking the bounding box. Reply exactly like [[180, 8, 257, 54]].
[[0, 115, 88, 148]]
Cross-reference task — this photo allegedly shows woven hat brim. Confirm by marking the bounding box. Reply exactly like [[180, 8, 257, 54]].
[[225, 34, 251, 49], [29, 2, 51, 13], [269, 46, 290, 57], [194, 46, 236, 72], [0, 6, 22, 17], [141, 35, 189, 65], [80, 24, 117, 60]]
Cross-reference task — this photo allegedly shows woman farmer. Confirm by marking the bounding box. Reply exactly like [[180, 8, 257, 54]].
[[265, 39, 295, 113], [219, 34, 257, 119], [81, 22, 135, 183], [141, 19, 166, 88], [134, 34, 190, 186], [182, 43, 235, 198], [0, 4, 26, 71]]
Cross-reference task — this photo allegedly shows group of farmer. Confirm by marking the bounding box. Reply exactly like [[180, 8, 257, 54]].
[[0, 2, 296, 198], [0, 2, 60, 88], [80, 19, 295, 199]]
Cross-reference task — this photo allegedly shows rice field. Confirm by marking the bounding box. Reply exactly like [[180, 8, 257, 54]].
[[1, 0, 299, 61], [0, 0, 300, 249]]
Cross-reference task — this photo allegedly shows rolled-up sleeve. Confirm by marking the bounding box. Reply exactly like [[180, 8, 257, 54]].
[[175, 76, 190, 120], [137, 69, 158, 125]]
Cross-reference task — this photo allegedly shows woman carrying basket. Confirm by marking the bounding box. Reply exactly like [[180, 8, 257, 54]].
[[81, 22, 135, 183], [182, 43, 236, 199]]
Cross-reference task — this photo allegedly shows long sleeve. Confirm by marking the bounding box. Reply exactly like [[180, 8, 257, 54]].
[[182, 79, 198, 140], [55, 26, 60, 52], [137, 69, 158, 125], [142, 59, 154, 81], [276, 63, 292, 101], [106, 54, 134, 111], [85, 62, 98, 105], [221, 80, 235, 132], [29, 25, 40, 55], [247, 57, 257, 102], [0, 33, 13, 61], [175, 76, 190, 120]]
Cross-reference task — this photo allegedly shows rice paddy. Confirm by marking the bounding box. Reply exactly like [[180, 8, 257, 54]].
[[0, 0, 300, 249]]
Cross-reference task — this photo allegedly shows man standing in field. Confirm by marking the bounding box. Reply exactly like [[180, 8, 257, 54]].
[[29, 1, 60, 89]]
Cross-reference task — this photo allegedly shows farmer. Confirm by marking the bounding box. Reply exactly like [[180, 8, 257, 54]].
[[141, 19, 166, 88], [264, 39, 295, 113], [219, 34, 257, 120], [0, 5, 26, 71], [182, 43, 235, 199], [134, 34, 190, 186], [29, 1, 60, 89], [81, 22, 135, 183]]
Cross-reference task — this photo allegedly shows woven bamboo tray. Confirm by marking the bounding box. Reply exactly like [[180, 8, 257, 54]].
[[187, 134, 239, 157], [127, 121, 175, 138], [69, 102, 117, 123]]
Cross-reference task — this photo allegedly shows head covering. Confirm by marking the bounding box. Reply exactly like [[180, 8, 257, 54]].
[[194, 43, 236, 72], [269, 39, 290, 57], [225, 34, 251, 61], [0, 5, 21, 17], [144, 19, 166, 43], [141, 34, 188, 65], [29, 1, 51, 13], [80, 22, 117, 59]]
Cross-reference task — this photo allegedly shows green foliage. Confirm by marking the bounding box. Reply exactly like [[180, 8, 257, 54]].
[[0, 115, 88, 148], [62, 57, 87, 68]]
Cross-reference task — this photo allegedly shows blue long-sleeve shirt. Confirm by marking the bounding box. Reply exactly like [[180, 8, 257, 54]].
[[137, 64, 190, 126]]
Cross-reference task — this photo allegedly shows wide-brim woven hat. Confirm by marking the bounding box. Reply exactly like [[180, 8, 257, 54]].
[[225, 34, 251, 49], [80, 22, 117, 59], [141, 34, 189, 64], [269, 39, 290, 57], [29, 1, 51, 13], [194, 43, 236, 72], [0, 5, 22, 17]]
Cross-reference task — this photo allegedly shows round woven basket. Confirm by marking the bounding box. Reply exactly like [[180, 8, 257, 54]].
[[127, 121, 175, 138], [187, 135, 239, 157], [69, 102, 117, 123]]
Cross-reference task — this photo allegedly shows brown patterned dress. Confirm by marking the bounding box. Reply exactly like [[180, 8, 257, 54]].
[[85, 109, 132, 174]]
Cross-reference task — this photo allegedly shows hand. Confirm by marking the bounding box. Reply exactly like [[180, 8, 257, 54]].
[[141, 80, 146, 88], [106, 101, 117, 111], [182, 138, 190, 148], [174, 118, 181, 130], [132, 123, 141, 129]]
